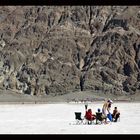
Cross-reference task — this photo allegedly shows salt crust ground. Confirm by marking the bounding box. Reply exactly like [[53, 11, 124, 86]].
[[0, 102, 140, 134]]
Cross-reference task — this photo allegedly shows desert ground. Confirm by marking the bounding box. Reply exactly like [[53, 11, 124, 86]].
[[0, 89, 140, 104], [0, 102, 140, 134]]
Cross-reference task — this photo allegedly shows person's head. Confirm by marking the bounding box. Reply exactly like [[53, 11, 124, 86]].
[[108, 99, 113, 104], [88, 109, 92, 112], [114, 107, 117, 110], [97, 108, 101, 112]]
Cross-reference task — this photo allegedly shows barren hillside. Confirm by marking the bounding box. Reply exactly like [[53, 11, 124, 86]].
[[0, 6, 140, 98]]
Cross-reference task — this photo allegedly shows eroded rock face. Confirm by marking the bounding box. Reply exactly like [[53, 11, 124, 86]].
[[0, 6, 140, 96]]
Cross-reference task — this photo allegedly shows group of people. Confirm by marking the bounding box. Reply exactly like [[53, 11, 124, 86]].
[[84, 99, 120, 124]]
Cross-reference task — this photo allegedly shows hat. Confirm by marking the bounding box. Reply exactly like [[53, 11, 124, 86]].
[[97, 108, 101, 112], [108, 99, 113, 103]]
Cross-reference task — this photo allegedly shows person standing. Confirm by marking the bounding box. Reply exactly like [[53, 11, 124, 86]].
[[102, 99, 113, 123]]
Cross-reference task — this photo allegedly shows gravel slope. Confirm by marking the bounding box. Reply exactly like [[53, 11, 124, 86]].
[[0, 89, 139, 103]]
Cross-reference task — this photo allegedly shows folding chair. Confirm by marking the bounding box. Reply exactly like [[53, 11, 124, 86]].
[[96, 112, 105, 124], [114, 114, 120, 122], [84, 115, 96, 125], [84, 118, 95, 125], [74, 112, 84, 124]]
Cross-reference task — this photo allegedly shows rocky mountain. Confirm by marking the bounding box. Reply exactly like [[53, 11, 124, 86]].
[[0, 6, 140, 97]]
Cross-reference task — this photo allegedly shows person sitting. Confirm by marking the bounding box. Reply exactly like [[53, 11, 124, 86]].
[[96, 108, 107, 124], [112, 107, 120, 122], [85, 109, 96, 124]]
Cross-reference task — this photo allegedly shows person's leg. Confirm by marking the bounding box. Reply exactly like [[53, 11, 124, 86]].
[[112, 114, 115, 121], [88, 118, 92, 124], [104, 118, 108, 124], [114, 114, 120, 122], [102, 114, 107, 124], [112, 114, 114, 118], [103, 115, 108, 124]]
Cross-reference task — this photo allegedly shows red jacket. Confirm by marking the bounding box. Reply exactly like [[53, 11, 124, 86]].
[[85, 110, 95, 120]]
